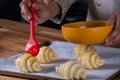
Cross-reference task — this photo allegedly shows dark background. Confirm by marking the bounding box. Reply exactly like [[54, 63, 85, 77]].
[[0, 0, 21, 21], [0, 0, 88, 30]]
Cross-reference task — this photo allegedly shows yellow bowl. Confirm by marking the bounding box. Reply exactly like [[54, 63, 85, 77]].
[[61, 20, 114, 44]]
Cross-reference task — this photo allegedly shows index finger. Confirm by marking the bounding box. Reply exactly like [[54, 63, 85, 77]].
[[22, 0, 31, 7], [115, 13, 120, 29]]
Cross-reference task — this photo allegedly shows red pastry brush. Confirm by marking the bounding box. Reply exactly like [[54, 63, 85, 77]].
[[25, 0, 39, 56]]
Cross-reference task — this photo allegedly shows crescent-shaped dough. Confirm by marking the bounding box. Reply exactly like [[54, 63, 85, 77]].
[[78, 52, 104, 70], [15, 54, 31, 73], [15, 53, 41, 73], [36, 46, 58, 64], [55, 61, 86, 80], [74, 44, 96, 58]]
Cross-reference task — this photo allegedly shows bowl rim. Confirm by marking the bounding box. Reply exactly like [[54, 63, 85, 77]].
[[61, 20, 114, 29]]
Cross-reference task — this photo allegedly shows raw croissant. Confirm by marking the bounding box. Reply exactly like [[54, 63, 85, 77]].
[[15, 53, 41, 73], [78, 52, 104, 70], [74, 44, 96, 58], [55, 61, 86, 80], [36, 46, 58, 64]]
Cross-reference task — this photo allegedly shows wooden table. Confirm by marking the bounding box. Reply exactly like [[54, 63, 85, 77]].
[[0, 19, 120, 80]]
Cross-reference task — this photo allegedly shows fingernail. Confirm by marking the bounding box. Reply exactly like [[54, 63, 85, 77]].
[[27, 16, 31, 20], [28, 3, 31, 7], [105, 39, 109, 42], [35, 23, 38, 26], [32, 3, 36, 8]]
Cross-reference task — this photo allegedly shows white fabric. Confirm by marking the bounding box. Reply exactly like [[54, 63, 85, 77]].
[[51, 0, 75, 24], [87, 0, 120, 20], [51, 0, 120, 23]]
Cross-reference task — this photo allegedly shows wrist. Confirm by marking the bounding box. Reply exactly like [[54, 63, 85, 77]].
[[50, 1, 61, 19]]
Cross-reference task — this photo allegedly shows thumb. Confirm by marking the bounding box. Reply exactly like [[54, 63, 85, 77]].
[[106, 13, 117, 25], [32, 2, 46, 10]]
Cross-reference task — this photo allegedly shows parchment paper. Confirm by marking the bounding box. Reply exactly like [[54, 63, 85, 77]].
[[0, 41, 120, 80]]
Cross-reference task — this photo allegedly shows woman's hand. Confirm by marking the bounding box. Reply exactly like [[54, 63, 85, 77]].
[[20, 0, 60, 25], [104, 13, 120, 47]]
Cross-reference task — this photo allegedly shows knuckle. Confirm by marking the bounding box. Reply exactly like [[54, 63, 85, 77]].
[[20, 1, 24, 7]]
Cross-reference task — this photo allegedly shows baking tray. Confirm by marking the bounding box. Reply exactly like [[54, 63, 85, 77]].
[[0, 41, 120, 80]]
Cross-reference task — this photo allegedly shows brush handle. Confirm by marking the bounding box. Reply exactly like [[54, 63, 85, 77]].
[[30, 0, 36, 40]]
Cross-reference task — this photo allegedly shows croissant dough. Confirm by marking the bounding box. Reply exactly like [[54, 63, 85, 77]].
[[74, 44, 96, 58], [15, 53, 41, 73], [55, 61, 86, 80], [36, 46, 58, 64], [78, 52, 104, 70]]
